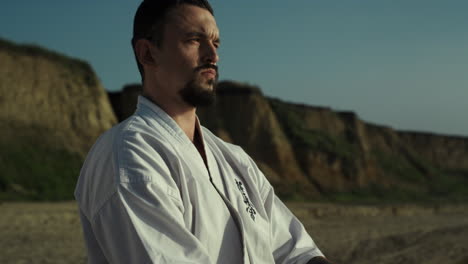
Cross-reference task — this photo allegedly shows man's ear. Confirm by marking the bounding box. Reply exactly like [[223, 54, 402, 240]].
[[135, 39, 158, 67]]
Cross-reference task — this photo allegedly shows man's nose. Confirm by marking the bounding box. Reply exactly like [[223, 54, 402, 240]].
[[201, 42, 219, 64]]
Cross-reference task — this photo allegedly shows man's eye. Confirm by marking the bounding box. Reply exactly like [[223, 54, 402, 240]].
[[188, 38, 200, 43]]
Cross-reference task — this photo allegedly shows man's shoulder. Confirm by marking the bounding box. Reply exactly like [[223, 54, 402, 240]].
[[76, 114, 172, 217], [80, 113, 171, 183], [94, 113, 167, 151]]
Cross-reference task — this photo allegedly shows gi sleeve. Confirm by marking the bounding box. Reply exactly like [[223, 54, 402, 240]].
[[262, 186, 325, 264], [242, 153, 325, 264], [78, 131, 214, 264], [83, 182, 213, 264]]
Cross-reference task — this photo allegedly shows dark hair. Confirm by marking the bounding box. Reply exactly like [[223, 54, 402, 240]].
[[132, 0, 214, 81]]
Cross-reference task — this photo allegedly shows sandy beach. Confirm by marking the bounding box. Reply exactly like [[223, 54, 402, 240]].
[[1, 202, 467, 264]]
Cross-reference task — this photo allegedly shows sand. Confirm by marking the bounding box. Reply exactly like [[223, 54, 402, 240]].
[[1, 202, 467, 264]]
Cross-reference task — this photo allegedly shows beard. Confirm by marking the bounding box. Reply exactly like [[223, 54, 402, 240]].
[[179, 67, 218, 107]]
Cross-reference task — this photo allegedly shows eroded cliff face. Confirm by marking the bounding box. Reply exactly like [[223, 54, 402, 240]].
[[271, 97, 468, 200], [0, 39, 116, 155], [269, 101, 383, 193], [197, 82, 320, 198], [109, 81, 468, 201], [399, 132, 468, 170], [0, 39, 117, 200]]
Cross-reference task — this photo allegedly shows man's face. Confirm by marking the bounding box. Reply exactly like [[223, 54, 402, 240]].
[[152, 4, 220, 107]]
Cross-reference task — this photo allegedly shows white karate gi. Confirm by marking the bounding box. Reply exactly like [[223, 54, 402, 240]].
[[75, 96, 324, 264]]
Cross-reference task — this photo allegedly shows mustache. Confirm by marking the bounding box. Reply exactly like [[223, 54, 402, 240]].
[[195, 64, 218, 74]]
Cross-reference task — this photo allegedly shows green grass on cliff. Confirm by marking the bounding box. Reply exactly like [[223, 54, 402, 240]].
[[0, 38, 98, 87], [429, 169, 468, 201], [374, 150, 468, 200], [326, 150, 468, 204], [0, 129, 83, 201], [269, 98, 358, 160], [373, 150, 427, 184]]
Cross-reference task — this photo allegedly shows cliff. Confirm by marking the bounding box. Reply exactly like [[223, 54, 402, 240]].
[[0, 38, 117, 200], [2, 37, 466, 202], [110, 81, 468, 202]]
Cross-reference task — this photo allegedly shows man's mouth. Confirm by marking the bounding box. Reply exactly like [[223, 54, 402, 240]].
[[200, 69, 217, 78], [195, 64, 218, 78]]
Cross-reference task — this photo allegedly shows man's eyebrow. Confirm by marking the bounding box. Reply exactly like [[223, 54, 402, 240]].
[[185, 31, 220, 43]]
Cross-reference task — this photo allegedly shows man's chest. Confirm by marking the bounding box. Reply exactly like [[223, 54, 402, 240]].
[[169, 143, 274, 263]]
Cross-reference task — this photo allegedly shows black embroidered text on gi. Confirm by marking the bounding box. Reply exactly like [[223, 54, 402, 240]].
[[235, 179, 257, 221]]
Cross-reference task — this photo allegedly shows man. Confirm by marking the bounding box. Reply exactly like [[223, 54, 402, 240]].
[[75, 0, 332, 263]]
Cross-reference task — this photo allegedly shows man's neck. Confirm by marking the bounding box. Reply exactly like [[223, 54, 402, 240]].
[[142, 93, 209, 170], [172, 111, 197, 142], [143, 91, 198, 142]]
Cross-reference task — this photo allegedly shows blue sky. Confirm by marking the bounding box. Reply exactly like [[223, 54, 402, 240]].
[[1, 1, 467, 136]]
